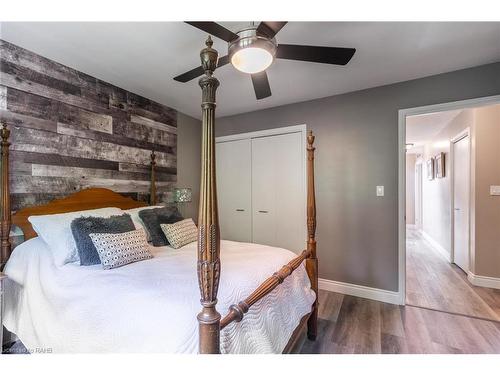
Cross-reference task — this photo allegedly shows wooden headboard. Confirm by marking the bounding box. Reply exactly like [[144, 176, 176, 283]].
[[1, 119, 158, 268], [11, 188, 148, 240]]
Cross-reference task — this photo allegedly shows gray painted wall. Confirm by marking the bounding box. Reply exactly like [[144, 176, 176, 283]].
[[177, 112, 201, 221], [216, 62, 500, 292]]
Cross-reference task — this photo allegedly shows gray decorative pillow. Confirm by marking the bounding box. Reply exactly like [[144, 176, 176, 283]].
[[138, 206, 183, 246], [89, 229, 153, 270], [71, 214, 136, 266], [160, 219, 198, 249]]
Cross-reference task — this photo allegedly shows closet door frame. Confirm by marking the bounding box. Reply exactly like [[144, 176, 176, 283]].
[[216, 124, 308, 249]]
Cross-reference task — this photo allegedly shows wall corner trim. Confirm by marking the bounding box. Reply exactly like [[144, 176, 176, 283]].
[[420, 230, 452, 263], [318, 278, 402, 305], [467, 272, 500, 290]]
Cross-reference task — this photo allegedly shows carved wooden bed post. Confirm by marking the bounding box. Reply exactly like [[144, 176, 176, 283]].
[[196, 36, 221, 354], [1, 121, 11, 270], [150, 150, 157, 205], [305, 130, 318, 340]]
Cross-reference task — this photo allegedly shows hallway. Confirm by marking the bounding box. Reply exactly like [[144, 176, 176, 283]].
[[406, 226, 500, 321]]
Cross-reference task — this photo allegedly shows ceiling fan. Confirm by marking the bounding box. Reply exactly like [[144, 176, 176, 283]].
[[174, 22, 356, 100]]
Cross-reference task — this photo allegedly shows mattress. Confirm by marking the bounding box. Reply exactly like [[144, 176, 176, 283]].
[[3, 237, 315, 353]]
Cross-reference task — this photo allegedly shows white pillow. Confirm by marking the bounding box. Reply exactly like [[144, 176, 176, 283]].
[[123, 205, 164, 241], [28, 207, 123, 266]]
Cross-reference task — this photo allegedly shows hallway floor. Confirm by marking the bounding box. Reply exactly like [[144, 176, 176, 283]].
[[406, 226, 500, 321]]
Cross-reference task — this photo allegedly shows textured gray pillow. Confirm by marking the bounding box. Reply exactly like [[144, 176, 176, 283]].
[[71, 214, 135, 266], [138, 206, 183, 246]]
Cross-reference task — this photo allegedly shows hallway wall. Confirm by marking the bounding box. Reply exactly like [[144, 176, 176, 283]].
[[419, 104, 500, 279], [473, 104, 500, 278], [421, 110, 474, 254], [406, 154, 416, 225]]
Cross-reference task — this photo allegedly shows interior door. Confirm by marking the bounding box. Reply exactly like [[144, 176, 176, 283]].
[[453, 135, 470, 272], [251, 132, 305, 252], [216, 139, 252, 242]]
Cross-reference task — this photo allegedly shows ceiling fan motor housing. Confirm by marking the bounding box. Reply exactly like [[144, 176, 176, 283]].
[[228, 26, 277, 62]]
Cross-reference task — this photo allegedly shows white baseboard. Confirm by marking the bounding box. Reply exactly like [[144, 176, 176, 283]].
[[318, 278, 402, 305], [420, 230, 451, 262], [467, 272, 500, 290]]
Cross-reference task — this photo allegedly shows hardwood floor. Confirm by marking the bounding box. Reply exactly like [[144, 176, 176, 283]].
[[294, 228, 500, 354], [295, 290, 500, 354], [406, 227, 500, 321]]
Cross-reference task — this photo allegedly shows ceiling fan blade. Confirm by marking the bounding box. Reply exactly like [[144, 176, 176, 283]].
[[173, 55, 230, 83], [173, 66, 204, 83], [256, 22, 288, 38], [185, 22, 239, 42], [276, 44, 356, 65], [251, 71, 272, 100]]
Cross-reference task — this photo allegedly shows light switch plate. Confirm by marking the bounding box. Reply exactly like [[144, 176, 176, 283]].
[[376, 186, 384, 197], [490, 186, 500, 196]]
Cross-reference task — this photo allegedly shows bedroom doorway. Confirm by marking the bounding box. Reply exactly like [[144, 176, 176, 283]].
[[399, 95, 500, 322]]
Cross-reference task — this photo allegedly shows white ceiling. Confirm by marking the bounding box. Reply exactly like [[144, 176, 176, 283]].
[[1, 22, 500, 118], [406, 109, 463, 150]]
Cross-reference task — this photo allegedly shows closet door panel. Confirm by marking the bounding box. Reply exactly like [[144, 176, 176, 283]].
[[251, 136, 278, 247], [216, 139, 252, 242], [273, 132, 305, 253], [252, 132, 305, 252]]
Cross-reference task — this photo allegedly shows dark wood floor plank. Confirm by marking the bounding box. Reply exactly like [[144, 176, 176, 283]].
[[380, 303, 405, 338], [317, 289, 344, 322], [298, 290, 500, 354], [380, 333, 408, 354]]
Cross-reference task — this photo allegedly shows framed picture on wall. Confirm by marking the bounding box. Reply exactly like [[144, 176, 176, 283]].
[[427, 158, 434, 180], [435, 152, 445, 178]]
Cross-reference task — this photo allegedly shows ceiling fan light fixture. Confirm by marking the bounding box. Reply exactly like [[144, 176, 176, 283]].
[[231, 47, 273, 74], [228, 26, 277, 74]]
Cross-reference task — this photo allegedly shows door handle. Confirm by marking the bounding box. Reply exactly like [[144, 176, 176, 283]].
[[235, 209, 245, 212], [454, 208, 460, 211], [258, 210, 269, 213]]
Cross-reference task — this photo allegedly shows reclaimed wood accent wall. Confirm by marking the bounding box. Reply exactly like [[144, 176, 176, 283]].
[[0, 40, 177, 213]]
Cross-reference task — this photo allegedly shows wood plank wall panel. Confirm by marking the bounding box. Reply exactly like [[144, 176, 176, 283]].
[[0, 39, 177, 212]]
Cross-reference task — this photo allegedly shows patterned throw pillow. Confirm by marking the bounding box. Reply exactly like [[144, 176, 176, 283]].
[[71, 214, 136, 266], [160, 219, 198, 249], [89, 229, 153, 270]]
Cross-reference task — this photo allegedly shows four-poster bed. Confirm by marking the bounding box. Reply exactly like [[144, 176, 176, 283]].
[[0, 37, 318, 354]]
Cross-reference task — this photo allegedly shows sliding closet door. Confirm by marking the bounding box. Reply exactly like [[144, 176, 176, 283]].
[[216, 139, 252, 242], [251, 132, 305, 253]]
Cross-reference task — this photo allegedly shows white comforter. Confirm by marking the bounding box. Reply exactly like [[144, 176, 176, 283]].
[[3, 238, 315, 353]]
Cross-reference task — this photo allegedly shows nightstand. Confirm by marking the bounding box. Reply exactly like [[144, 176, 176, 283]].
[[0, 272, 5, 354]]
